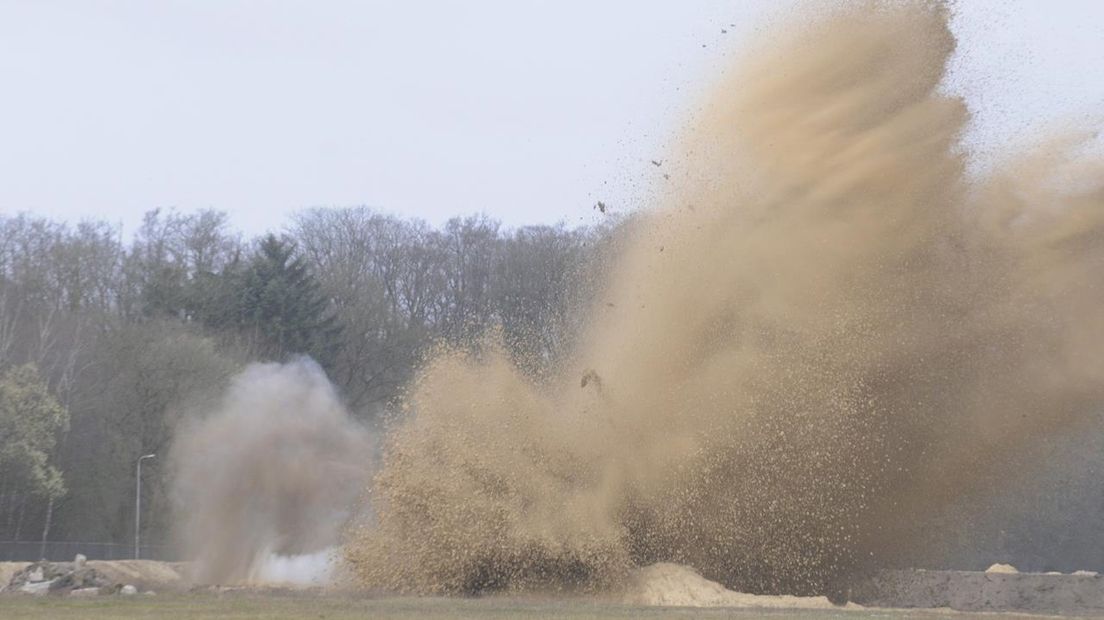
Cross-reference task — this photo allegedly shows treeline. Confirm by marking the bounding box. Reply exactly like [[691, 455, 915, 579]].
[[0, 207, 618, 553]]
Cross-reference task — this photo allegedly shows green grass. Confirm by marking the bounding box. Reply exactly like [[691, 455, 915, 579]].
[[0, 594, 1097, 620]]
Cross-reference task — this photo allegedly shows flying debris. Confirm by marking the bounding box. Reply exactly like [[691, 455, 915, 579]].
[[580, 369, 602, 391], [349, 2, 1104, 599], [595, 201, 607, 213]]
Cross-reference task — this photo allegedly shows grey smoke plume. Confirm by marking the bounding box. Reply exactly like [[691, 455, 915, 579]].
[[171, 358, 372, 584]]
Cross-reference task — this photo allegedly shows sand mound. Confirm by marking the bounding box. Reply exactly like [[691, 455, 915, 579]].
[[985, 563, 1019, 574], [0, 559, 186, 595], [623, 563, 850, 608], [86, 560, 188, 591], [0, 563, 29, 593]]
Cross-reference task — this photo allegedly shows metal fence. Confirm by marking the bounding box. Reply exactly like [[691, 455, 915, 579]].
[[0, 541, 175, 562]]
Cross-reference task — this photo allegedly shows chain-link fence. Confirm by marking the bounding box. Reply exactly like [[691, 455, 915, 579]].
[[0, 541, 175, 562]]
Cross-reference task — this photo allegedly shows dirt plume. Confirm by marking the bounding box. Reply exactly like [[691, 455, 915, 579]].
[[171, 359, 372, 584], [348, 1, 1104, 596]]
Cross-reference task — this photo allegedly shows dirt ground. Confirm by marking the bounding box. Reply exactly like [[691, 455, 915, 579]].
[[83, 560, 190, 592], [0, 592, 1097, 620], [6, 561, 1104, 618]]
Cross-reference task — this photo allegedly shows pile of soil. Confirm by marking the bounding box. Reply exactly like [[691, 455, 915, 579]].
[[623, 563, 1104, 614], [622, 563, 853, 609], [87, 559, 189, 592], [2, 557, 188, 596], [0, 562, 28, 593]]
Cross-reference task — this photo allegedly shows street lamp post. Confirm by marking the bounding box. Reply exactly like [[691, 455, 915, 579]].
[[135, 454, 156, 560]]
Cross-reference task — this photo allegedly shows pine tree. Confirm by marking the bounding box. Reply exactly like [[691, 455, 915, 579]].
[[238, 235, 341, 366]]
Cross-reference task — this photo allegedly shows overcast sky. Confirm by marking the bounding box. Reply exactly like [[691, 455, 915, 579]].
[[1, 1, 1102, 236]]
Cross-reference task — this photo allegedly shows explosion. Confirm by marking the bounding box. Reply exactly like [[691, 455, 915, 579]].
[[346, 1, 1104, 596], [168, 0, 1104, 600], [171, 359, 372, 584]]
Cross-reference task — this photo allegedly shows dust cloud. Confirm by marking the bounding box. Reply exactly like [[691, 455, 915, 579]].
[[347, 1, 1104, 597], [171, 359, 372, 584]]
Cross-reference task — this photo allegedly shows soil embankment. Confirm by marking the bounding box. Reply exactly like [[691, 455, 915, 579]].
[[852, 568, 1104, 613], [0, 559, 188, 594]]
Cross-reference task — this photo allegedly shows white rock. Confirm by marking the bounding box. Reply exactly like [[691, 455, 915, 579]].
[[26, 567, 44, 582], [74, 554, 87, 568], [985, 563, 1019, 574], [70, 587, 100, 597], [19, 579, 54, 595], [1073, 570, 1099, 576], [120, 584, 138, 595]]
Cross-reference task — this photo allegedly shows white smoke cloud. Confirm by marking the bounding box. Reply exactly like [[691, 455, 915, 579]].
[[255, 547, 338, 586]]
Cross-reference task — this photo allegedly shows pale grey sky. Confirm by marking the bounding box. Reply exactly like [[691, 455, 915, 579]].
[[1, 1, 1101, 236]]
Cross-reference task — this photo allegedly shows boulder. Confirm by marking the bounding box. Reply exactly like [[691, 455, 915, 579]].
[[18, 580, 54, 596]]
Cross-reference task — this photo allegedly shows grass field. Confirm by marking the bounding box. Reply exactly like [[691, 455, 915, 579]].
[[0, 594, 1098, 620]]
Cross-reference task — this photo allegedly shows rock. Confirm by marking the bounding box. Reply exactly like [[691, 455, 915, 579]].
[[74, 554, 87, 568], [120, 584, 138, 595], [70, 587, 100, 597], [27, 567, 44, 583], [986, 563, 1019, 574], [19, 579, 55, 595]]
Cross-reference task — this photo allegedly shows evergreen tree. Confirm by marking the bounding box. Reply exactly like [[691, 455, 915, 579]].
[[239, 235, 341, 366]]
